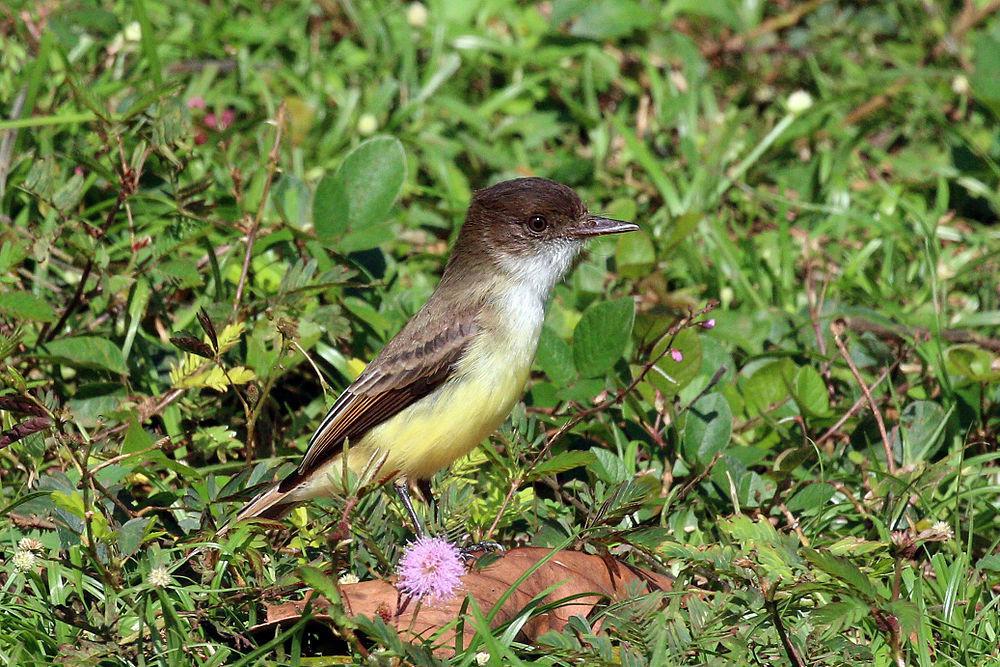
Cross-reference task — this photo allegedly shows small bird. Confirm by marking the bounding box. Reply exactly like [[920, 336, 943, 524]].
[[232, 177, 637, 535]]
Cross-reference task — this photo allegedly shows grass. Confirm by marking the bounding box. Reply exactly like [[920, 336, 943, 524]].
[[1, 0, 999, 665]]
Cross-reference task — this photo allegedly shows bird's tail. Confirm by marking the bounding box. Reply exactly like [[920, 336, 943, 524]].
[[216, 483, 296, 537]]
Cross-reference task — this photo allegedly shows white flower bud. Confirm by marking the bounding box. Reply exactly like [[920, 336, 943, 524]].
[[357, 113, 378, 136], [786, 90, 813, 115], [951, 75, 969, 96], [406, 2, 428, 28], [124, 21, 142, 42], [148, 566, 171, 588], [12, 550, 36, 572]]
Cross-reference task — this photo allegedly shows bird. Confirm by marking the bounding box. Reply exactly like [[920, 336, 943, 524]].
[[229, 177, 637, 536]]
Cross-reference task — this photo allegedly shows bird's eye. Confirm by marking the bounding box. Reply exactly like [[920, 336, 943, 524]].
[[527, 214, 548, 233]]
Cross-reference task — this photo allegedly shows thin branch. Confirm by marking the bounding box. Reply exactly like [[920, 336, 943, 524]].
[[485, 301, 718, 539], [830, 320, 896, 475], [766, 582, 806, 667], [814, 363, 895, 447], [233, 102, 286, 314]]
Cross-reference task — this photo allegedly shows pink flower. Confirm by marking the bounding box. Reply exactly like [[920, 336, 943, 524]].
[[701, 319, 715, 330], [670, 349, 684, 363], [204, 108, 235, 131], [187, 96, 206, 110], [396, 536, 464, 603]]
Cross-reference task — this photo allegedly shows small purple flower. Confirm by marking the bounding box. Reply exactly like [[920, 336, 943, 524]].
[[701, 319, 715, 330], [670, 348, 684, 363], [396, 536, 464, 603], [187, 96, 206, 110]]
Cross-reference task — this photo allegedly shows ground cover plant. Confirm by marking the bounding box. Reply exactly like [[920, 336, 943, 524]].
[[1, 0, 999, 664]]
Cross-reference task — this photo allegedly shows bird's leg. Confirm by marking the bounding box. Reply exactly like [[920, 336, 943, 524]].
[[393, 478, 504, 561], [393, 478, 428, 539]]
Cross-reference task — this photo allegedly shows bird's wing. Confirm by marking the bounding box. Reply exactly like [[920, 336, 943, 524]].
[[278, 305, 479, 491]]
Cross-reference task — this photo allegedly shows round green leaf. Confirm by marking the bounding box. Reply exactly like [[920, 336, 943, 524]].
[[313, 135, 406, 244], [572, 297, 635, 377], [682, 392, 733, 467], [793, 365, 831, 418]]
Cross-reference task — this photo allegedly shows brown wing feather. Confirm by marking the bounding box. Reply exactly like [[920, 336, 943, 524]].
[[277, 302, 479, 492]]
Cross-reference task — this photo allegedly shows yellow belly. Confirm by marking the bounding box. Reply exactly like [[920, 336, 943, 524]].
[[293, 325, 535, 499]]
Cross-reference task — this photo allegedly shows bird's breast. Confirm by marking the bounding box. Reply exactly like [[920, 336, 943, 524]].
[[364, 285, 545, 480]]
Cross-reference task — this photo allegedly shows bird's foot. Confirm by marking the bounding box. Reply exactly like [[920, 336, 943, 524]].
[[459, 540, 505, 563]]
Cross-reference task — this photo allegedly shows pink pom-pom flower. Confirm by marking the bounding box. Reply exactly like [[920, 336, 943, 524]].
[[396, 536, 465, 603], [670, 348, 684, 363]]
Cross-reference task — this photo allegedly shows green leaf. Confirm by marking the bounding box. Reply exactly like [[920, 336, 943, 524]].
[[572, 297, 635, 377], [945, 344, 1000, 382], [900, 401, 950, 465], [43, 336, 127, 374], [563, 0, 655, 40], [117, 517, 151, 558], [976, 554, 1000, 572], [589, 447, 628, 484], [124, 416, 156, 454], [298, 565, 352, 627], [971, 33, 1000, 106], [793, 365, 831, 417], [0, 291, 56, 322], [743, 359, 794, 416], [298, 565, 343, 605], [803, 548, 880, 601], [643, 327, 702, 400], [313, 136, 406, 245], [614, 230, 655, 278], [535, 330, 576, 385], [529, 451, 596, 480], [786, 482, 835, 513], [682, 393, 732, 467]]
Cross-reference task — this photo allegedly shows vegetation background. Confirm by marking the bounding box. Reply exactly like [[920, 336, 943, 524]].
[[1, 0, 999, 664]]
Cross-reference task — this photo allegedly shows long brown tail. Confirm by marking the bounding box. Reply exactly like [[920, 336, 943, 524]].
[[216, 483, 296, 537]]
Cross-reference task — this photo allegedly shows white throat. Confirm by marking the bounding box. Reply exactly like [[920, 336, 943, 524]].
[[491, 240, 582, 348], [497, 239, 583, 304]]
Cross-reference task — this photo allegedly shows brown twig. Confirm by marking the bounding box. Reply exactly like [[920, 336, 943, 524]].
[[703, 0, 827, 56], [842, 77, 909, 127], [90, 388, 185, 443], [232, 102, 286, 314], [814, 364, 895, 447], [766, 581, 806, 667], [933, 0, 1000, 60], [831, 481, 871, 520], [778, 502, 809, 547], [9, 513, 57, 531], [484, 302, 719, 540], [804, 258, 834, 400], [831, 320, 896, 475], [844, 315, 1000, 354]]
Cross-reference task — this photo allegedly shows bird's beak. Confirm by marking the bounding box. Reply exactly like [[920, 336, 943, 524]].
[[568, 214, 639, 238]]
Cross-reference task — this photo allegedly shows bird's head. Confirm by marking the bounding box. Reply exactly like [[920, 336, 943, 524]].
[[446, 177, 637, 295]]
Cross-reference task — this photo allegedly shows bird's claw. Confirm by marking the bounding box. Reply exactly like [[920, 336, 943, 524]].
[[459, 540, 505, 562]]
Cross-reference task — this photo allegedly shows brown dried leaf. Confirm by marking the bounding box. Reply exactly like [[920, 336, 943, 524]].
[[0, 417, 52, 449], [0, 395, 48, 417], [170, 335, 215, 358], [256, 547, 671, 654], [196, 308, 219, 352]]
